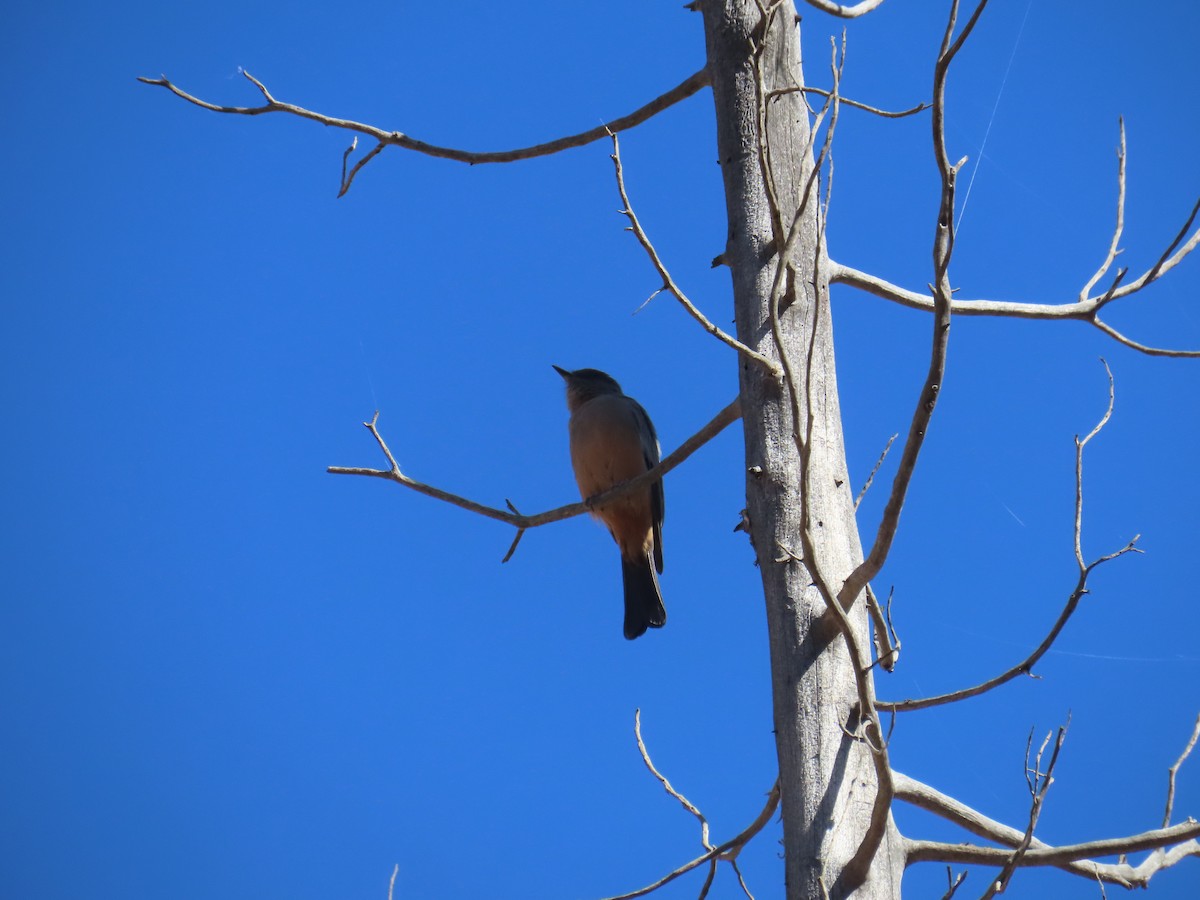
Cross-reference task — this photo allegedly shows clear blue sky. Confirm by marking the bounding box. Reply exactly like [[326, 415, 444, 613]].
[[2, 2, 1198, 898]]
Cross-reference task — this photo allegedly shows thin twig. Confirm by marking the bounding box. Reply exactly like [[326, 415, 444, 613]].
[[729, 858, 755, 900], [854, 432, 898, 511], [696, 861, 717, 900], [339, 140, 386, 198], [980, 719, 1069, 899], [865, 583, 900, 672], [1088, 317, 1200, 357], [340, 136, 358, 189], [942, 867, 968, 900], [1074, 359, 1115, 571], [1142, 195, 1200, 288], [1079, 119, 1126, 301], [634, 709, 712, 851], [609, 133, 780, 376], [1162, 713, 1200, 828], [770, 85, 929, 119], [1090, 266, 1129, 315], [599, 781, 781, 900], [878, 541, 1139, 715]]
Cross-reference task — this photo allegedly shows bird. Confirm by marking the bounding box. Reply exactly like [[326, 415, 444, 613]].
[[553, 366, 666, 640]]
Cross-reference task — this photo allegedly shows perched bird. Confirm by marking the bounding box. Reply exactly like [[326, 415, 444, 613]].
[[553, 366, 666, 640]]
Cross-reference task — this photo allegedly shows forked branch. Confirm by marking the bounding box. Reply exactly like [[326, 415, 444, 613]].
[[877, 360, 1140, 713], [896, 715, 1200, 888], [979, 721, 1068, 899], [599, 710, 779, 900], [831, 117, 1200, 357]]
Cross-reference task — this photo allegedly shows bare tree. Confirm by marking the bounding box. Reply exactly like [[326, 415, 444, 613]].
[[141, 1, 1199, 897]]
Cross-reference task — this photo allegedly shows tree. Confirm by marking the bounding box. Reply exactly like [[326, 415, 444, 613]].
[[137, 1, 1198, 897]]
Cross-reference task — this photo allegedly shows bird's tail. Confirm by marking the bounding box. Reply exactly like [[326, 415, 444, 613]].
[[621, 553, 666, 640]]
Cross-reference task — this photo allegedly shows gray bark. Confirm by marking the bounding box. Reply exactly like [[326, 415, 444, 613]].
[[701, 2, 904, 896]]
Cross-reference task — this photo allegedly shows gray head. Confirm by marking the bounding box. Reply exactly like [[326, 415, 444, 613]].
[[553, 365, 623, 412]]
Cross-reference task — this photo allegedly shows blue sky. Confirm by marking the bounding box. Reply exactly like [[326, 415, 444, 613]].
[[2, 1, 1198, 898]]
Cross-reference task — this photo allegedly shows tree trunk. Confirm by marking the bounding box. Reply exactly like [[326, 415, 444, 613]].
[[701, 2, 904, 896]]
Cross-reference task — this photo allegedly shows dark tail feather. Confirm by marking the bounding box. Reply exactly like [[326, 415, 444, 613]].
[[621, 553, 666, 640]]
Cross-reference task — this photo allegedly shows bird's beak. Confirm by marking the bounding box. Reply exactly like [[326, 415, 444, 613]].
[[552, 365, 570, 380]]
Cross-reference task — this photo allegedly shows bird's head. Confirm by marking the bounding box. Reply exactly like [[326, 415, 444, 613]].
[[553, 365, 623, 412]]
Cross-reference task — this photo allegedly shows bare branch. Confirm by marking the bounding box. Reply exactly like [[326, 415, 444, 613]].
[[837, 0, 988, 613], [1089, 316, 1200, 358], [1163, 713, 1200, 828], [138, 66, 711, 176], [1144, 195, 1200, 287], [941, 867, 968, 900], [896, 768, 1200, 887], [865, 583, 900, 672], [878, 363, 1139, 712], [340, 135, 358, 189], [880, 540, 1140, 714], [328, 398, 741, 559], [1074, 359, 1115, 571], [896, 770, 1115, 882], [339, 139, 386, 198], [980, 720, 1068, 899], [854, 432, 898, 511], [933, 0, 991, 179], [769, 85, 930, 119], [634, 710, 713, 851], [802, 0, 887, 17], [1090, 265, 1129, 315], [625, 711, 768, 900], [609, 133, 781, 376], [833, 263, 1089, 316], [729, 858, 755, 900], [1079, 119, 1127, 301], [906, 823, 1200, 872], [696, 861, 718, 900], [830, 176, 1200, 357], [599, 781, 781, 900]]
